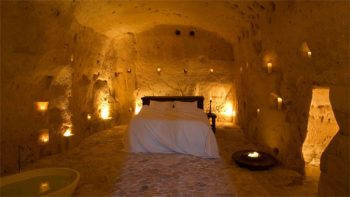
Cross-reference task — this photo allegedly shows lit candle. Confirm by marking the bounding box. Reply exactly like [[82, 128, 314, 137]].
[[248, 151, 260, 158], [63, 128, 74, 137], [87, 114, 92, 120], [157, 67, 161, 73], [38, 130, 49, 145], [210, 68, 214, 73], [307, 51, 312, 58], [267, 62, 272, 73], [36, 102, 49, 112], [277, 97, 283, 110]]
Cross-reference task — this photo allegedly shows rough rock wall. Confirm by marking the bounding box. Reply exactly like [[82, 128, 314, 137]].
[[132, 25, 238, 120], [0, 1, 122, 175], [318, 86, 349, 196], [236, 1, 349, 175]]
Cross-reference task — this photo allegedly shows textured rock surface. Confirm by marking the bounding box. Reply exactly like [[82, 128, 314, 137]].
[[318, 86, 350, 196], [1, 1, 349, 194], [24, 126, 319, 196]]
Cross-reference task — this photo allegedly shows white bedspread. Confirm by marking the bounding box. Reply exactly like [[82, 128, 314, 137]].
[[126, 106, 219, 158]]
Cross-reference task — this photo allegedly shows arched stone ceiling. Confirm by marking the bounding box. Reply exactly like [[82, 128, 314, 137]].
[[74, 1, 276, 42]]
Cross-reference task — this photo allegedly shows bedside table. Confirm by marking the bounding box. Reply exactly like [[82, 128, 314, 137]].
[[206, 113, 217, 133]]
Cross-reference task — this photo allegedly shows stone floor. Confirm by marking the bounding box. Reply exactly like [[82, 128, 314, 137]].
[[25, 125, 319, 196]]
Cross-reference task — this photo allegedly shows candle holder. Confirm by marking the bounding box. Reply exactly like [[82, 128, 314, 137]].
[[209, 99, 212, 114]]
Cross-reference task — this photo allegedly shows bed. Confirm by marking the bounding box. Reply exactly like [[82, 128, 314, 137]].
[[126, 96, 219, 158]]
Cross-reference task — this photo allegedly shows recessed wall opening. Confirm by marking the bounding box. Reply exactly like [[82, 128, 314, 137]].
[[302, 87, 339, 167]]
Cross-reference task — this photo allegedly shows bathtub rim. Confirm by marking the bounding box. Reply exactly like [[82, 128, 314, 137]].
[[0, 167, 80, 196]]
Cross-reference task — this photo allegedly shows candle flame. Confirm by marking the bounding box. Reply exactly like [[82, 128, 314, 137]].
[[248, 151, 260, 158], [36, 102, 49, 112], [63, 128, 74, 137]]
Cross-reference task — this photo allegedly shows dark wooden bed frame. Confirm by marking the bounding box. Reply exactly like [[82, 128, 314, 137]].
[[141, 96, 204, 109]]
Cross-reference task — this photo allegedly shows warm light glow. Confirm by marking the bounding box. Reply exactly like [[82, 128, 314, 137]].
[[39, 181, 50, 193], [223, 102, 234, 117], [87, 114, 92, 120], [36, 102, 49, 112], [248, 151, 260, 158], [267, 62, 272, 73], [257, 108, 260, 113], [232, 110, 236, 117], [157, 67, 161, 72], [100, 101, 110, 119], [301, 42, 312, 58], [135, 99, 142, 115], [303, 87, 339, 166], [63, 128, 74, 137], [210, 68, 214, 73], [307, 51, 312, 58], [38, 129, 49, 144], [277, 97, 283, 110]]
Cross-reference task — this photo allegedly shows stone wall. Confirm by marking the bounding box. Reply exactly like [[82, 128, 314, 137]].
[[236, 1, 349, 174], [132, 25, 238, 120], [318, 86, 349, 196], [0, 1, 122, 175]]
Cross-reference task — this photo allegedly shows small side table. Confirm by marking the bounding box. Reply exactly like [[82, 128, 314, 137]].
[[206, 113, 217, 133]]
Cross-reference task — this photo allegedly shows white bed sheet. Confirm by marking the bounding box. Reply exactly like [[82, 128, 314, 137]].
[[126, 106, 219, 158]]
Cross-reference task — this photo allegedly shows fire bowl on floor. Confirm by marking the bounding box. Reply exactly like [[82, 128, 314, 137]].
[[232, 150, 277, 171]]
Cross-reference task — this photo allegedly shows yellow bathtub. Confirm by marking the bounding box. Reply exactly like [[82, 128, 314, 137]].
[[0, 168, 80, 196]]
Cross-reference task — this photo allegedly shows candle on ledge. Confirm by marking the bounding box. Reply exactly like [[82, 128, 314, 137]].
[[277, 97, 283, 110], [267, 62, 272, 73], [307, 51, 312, 58]]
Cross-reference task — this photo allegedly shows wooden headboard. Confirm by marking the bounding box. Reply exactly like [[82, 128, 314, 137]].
[[141, 96, 204, 109]]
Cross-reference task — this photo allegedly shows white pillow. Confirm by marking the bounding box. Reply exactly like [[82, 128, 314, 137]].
[[149, 101, 174, 110], [174, 101, 198, 111]]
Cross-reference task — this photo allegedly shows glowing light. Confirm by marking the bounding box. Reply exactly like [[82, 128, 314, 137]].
[[100, 102, 110, 119], [38, 129, 49, 144], [248, 151, 260, 158], [157, 67, 161, 72], [307, 51, 312, 58], [63, 128, 74, 137], [87, 114, 92, 120], [232, 110, 236, 117], [134, 100, 142, 115], [39, 181, 50, 193], [36, 102, 49, 112], [210, 68, 214, 73], [223, 102, 234, 117], [277, 97, 283, 110], [257, 108, 261, 113], [267, 62, 272, 73]]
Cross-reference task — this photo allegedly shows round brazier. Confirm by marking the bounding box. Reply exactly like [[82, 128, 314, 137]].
[[232, 150, 277, 171]]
